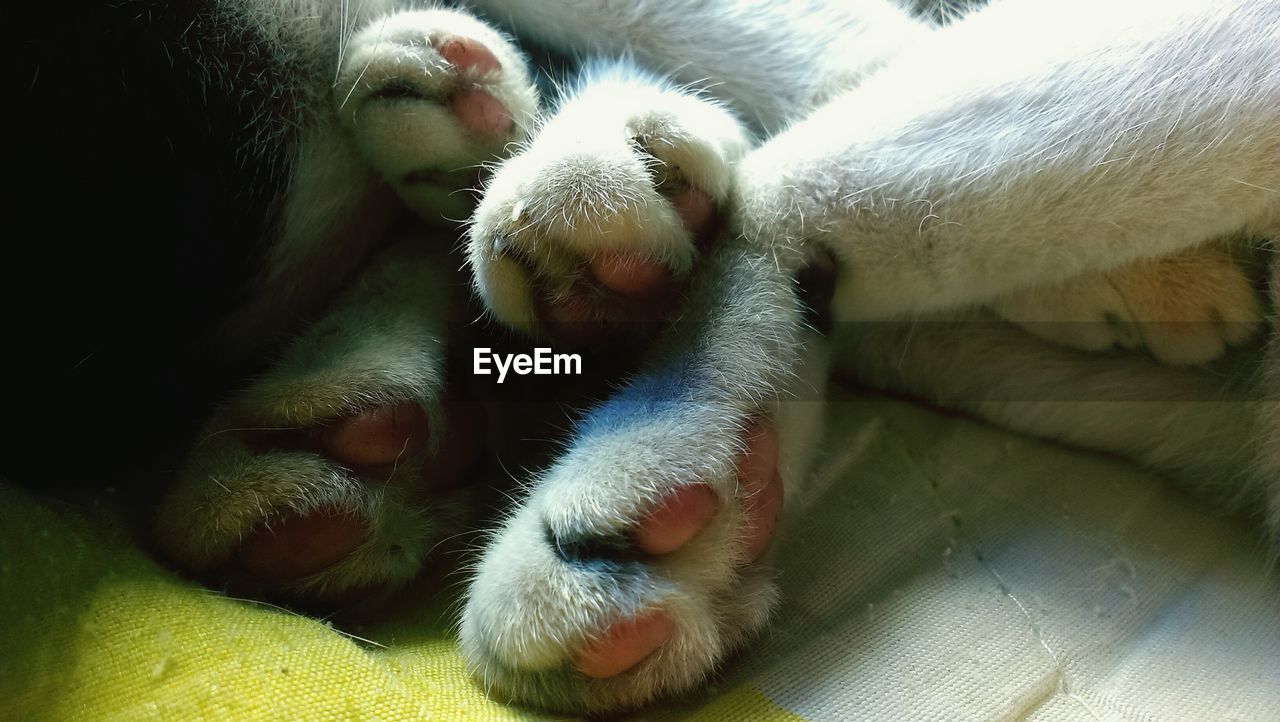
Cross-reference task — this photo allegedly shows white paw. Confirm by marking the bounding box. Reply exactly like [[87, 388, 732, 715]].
[[992, 242, 1264, 365], [461, 401, 784, 712], [155, 244, 483, 602], [336, 10, 539, 219], [468, 65, 750, 343]]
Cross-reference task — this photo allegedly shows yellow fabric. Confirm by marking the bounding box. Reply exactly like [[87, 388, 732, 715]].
[[0, 484, 794, 721]]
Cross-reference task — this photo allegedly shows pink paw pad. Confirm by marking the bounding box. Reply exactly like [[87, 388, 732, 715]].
[[233, 399, 485, 585], [449, 88, 513, 141], [634, 483, 720, 555], [572, 419, 781, 678], [436, 37, 512, 140], [667, 185, 716, 239], [319, 399, 484, 491], [574, 610, 676, 679], [319, 402, 430, 470], [588, 252, 674, 298], [437, 38, 501, 75], [239, 507, 367, 580], [738, 422, 783, 561]]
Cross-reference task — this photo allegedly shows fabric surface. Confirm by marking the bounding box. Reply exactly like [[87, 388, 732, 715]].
[[3, 390, 1277, 721]]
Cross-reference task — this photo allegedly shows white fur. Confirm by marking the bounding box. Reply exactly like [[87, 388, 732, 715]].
[[462, 243, 829, 710], [215, 2, 541, 355], [459, 0, 1280, 710], [153, 0, 1280, 714], [335, 8, 539, 219], [722, 0, 1279, 534], [468, 67, 749, 334], [468, 0, 928, 134], [735, 0, 1279, 317]]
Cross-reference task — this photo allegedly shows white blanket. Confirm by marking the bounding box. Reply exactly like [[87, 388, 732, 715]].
[[702, 389, 1280, 720]]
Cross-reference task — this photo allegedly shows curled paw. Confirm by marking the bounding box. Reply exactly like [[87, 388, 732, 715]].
[[461, 420, 783, 712], [159, 389, 484, 602], [468, 65, 750, 344], [336, 9, 539, 218], [155, 246, 485, 603]]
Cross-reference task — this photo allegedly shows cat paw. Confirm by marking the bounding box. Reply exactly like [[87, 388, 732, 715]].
[[461, 406, 783, 712], [155, 245, 483, 602], [992, 242, 1263, 365], [468, 65, 750, 344], [336, 9, 539, 219]]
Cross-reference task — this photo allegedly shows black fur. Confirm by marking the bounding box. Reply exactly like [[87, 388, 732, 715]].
[[9, 3, 296, 489]]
